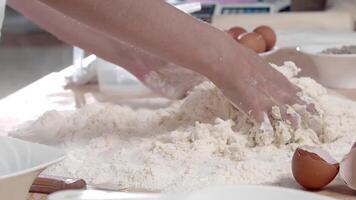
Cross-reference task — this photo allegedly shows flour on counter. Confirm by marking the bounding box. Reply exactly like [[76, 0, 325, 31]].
[[11, 62, 356, 192]]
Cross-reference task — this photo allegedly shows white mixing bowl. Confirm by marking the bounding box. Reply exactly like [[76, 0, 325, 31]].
[[299, 44, 356, 89], [0, 136, 65, 200]]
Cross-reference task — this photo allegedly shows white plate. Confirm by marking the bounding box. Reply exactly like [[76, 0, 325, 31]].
[[48, 185, 336, 200], [185, 185, 336, 200], [0, 136, 65, 200]]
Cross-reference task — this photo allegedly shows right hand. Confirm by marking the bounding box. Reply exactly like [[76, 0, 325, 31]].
[[208, 44, 317, 130]]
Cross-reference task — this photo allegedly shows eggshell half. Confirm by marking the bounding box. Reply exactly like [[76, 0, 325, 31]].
[[292, 146, 339, 190], [351, 142, 356, 151]]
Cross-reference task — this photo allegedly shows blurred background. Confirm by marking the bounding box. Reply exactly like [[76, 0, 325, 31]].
[[0, 0, 355, 98]]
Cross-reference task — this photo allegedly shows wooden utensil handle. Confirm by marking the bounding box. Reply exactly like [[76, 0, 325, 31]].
[[30, 175, 87, 194]]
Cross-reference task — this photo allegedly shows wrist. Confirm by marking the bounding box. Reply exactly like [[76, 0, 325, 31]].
[[202, 36, 247, 84]]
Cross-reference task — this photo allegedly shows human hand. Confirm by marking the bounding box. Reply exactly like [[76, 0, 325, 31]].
[[208, 44, 317, 131]]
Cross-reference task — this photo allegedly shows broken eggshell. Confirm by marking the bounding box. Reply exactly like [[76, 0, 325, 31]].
[[340, 145, 356, 190], [292, 146, 339, 190]]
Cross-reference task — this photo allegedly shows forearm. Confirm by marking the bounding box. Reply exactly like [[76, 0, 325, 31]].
[[8, 0, 242, 81], [8, 0, 309, 129], [8, 0, 175, 79]]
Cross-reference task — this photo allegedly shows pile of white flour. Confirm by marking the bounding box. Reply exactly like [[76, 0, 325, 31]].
[[11, 62, 356, 192]]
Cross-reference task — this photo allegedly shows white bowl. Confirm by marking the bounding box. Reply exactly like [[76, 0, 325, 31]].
[[0, 136, 65, 200], [299, 44, 356, 89], [48, 185, 335, 200]]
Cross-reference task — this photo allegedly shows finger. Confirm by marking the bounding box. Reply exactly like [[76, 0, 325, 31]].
[[246, 93, 276, 126], [273, 84, 319, 117], [306, 103, 318, 115], [279, 105, 301, 130], [293, 104, 323, 135]]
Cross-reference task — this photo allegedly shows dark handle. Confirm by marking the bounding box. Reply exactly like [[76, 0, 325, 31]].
[[30, 175, 87, 194]]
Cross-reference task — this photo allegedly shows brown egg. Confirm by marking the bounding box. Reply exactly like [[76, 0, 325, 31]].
[[253, 25, 276, 51], [238, 32, 266, 53], [226, 26, 247, 41], [292, 146, 339, 190], [340, 143, 356, 190]]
